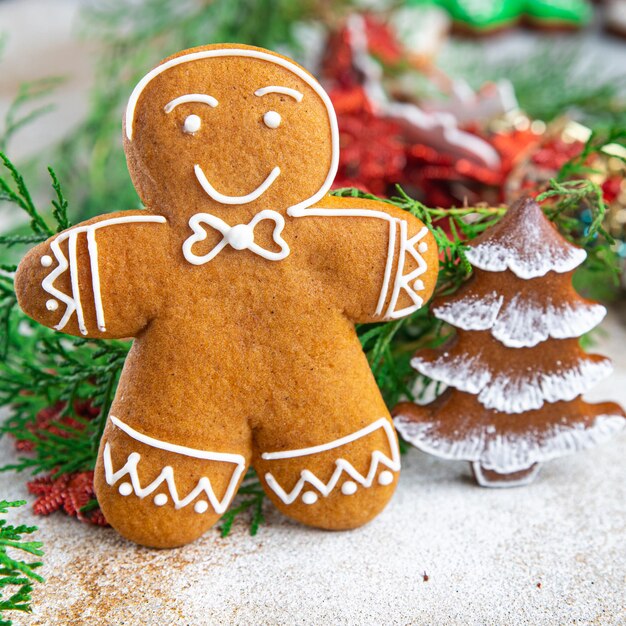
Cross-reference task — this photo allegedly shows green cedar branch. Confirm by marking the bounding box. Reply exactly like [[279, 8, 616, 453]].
[[0, 500, 44, 626]]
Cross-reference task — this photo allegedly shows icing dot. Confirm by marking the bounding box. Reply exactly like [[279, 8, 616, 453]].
[[378, 471, 394, 486], [341, 481, 357, 495], [153, 493, 168, 506], [194, 500, 209, 514], [263, 111, 281, 129], [413, 279, 425, 291], [302, 491, 318, 505], [418, 242, 428, 253], [118, 482, 133, 496], [40, 255, 53, 267], [183, 114, 201, 134], [46, 299, 59, 311], [226, 224, 254, 250]]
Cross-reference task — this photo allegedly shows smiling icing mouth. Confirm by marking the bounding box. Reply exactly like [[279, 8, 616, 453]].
[[194, 164, 281, 205]]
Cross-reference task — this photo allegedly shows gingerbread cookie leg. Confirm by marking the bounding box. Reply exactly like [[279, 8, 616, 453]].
[[95, 415, 250, 548], [254, 414, 399, 530], [251, 345, 400, 530]]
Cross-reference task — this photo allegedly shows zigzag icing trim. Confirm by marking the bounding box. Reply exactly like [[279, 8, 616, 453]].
[[261, 418, 400, 505], [104, 415, 246, 514], [385, 223, 430, 320]]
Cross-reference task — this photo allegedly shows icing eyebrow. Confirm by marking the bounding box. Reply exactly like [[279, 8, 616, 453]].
[[254, 86, 303, 102], [163, 94, 218, 113]]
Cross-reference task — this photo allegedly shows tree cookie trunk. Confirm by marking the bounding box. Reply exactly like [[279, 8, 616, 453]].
[[471, 462, 541, 488]]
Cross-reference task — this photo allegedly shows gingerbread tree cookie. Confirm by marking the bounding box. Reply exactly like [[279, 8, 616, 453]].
[[393, 197, 625, 487], [14, 44, 439, 547]]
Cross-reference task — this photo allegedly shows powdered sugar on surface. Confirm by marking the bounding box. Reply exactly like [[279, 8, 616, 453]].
[[2, 313, 625, 626]]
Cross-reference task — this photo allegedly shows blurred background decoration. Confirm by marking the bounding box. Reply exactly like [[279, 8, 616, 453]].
[[0, 0, 625, 561]]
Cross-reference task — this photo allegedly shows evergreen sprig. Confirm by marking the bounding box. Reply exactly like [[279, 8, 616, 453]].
[[0, 77, 65, 153], [0, 152, 130, 477], [332, 186, 506, 406], [332, 174, 614, 406], [0, 500, 43, 626], [219, 470, 266, 537]]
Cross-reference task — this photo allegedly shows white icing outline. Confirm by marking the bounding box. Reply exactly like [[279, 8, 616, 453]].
[[163, 93, 218, 113], [261, 418, 400, 504], [286, 205, 429, 319], [126, 46, 429, 319], [41, 215, 167, 334], [254, 86, 304, 101], [194, 164, 280, 205], [104, 415, 246, 514], [182, 209, 289, 264], [125, 47, 339, 216], [472, 462, 541, 488]]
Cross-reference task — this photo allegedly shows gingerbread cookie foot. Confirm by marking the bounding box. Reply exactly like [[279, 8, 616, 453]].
[[95, 416, 248, 547], [255, 418, 400, 530]]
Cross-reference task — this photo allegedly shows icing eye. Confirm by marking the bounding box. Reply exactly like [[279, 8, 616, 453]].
[[183, 114, 201, 134], [263, 111, 281, 129]]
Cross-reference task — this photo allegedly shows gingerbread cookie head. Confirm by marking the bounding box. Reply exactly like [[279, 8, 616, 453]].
[[124, 43, 338, 218]]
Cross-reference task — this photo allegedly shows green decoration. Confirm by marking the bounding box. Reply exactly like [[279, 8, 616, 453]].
[[408, 0, 592, 32], [0, 500, 44, 626]]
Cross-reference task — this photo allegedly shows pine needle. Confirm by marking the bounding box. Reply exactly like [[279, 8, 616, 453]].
[[0, 500, 44, 626]]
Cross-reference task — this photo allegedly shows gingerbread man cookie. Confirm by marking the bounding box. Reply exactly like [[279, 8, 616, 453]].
[[15, 44, 438, 548]]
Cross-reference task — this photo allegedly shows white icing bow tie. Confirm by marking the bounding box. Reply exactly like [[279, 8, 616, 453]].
[[182, 209, 290, 265]]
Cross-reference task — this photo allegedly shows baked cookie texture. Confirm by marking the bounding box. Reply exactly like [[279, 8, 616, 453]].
[[15, 44, 438, 548]]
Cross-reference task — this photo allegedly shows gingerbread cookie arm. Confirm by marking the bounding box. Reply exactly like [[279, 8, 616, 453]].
[[291, 196, 438, 323], [15, 211, 169, 338]]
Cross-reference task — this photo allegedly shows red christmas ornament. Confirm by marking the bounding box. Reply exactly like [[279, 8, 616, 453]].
[[321, 14, 520, 206], [15, 398, 107, 525], [28, 470, 108, 526]]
